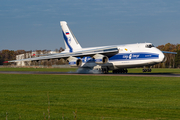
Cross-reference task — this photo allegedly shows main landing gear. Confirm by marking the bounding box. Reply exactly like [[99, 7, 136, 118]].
[[142, 66, 152, 72], [102, 68, 128, 74], [102, 68, 109, 74], [142, 68, 151, 72], [112, 69, 128, 74]]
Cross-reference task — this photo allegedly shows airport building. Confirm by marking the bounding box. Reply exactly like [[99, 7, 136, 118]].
[[16, 51, 59, 66]]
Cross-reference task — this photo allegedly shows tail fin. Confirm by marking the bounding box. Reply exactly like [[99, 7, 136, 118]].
[[60, 21, 82, 52]]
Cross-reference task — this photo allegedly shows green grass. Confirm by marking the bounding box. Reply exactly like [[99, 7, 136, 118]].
[[0, 67, 77, 72], [0, 67, 180, 74], [0, 74, 180, 119]]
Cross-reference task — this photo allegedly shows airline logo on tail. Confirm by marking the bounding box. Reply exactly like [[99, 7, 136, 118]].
[[60, 21, 82, 53], [62, 31, 73, 52], [68, 37, 71, 43], [66, 32, 69, 35]]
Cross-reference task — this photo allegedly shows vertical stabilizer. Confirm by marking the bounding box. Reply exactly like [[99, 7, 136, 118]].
[[60, 21, 82, 52]]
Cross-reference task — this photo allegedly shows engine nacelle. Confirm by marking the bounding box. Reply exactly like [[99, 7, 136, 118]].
[[93, 54, 109, 64], [76, 59, 82, 67], [66, 56, 82, 67]]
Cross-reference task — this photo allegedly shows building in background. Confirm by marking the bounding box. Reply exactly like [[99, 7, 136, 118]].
[[16, 51, 59, 66]]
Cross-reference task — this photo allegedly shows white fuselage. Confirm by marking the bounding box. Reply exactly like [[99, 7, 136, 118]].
[[62, 43, 165, 70]]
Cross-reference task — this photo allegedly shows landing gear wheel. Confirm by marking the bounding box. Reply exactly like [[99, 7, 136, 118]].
[[113, 69, 128, 74], [147, 68, 151, 72], [102, 68, 108, 74], [142, 69, 147, 72], [142, 68, 152, 72]]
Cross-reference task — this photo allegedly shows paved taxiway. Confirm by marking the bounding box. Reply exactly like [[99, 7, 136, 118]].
[[0, 71, 180, 77]]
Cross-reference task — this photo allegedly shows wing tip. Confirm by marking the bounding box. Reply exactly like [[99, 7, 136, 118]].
[[3, 61, 9, 63]]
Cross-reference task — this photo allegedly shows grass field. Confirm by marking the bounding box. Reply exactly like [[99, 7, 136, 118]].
[[0, 67, 180, 74], [0, 67, 78, 72], [0, 73, 180, 119]]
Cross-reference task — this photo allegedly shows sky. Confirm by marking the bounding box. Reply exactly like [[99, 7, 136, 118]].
[[0, 0, 180, 51]]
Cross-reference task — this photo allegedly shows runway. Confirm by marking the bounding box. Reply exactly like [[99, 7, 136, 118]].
[[0, 71, 180, 77]]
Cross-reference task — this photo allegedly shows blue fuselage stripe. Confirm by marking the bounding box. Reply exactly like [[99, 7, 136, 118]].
[[62, 31, 73, 52], [109, 52, 159, 61], [68, 52, 159, 65]]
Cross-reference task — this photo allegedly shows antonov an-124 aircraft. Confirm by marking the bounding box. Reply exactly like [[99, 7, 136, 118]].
[[9, 21, 175, 73]]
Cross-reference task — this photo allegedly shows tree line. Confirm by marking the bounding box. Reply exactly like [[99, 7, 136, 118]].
[[156, 43, 180, 68], [0, 50, 26, 65], [0, 47, 65, 65], [0, 43, 180, 68]]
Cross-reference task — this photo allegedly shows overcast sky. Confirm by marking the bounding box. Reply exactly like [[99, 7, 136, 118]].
[[0, 0, 180, 51]]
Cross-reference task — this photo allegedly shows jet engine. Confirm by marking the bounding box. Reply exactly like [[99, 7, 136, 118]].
[[66, 56, 82, 67], [76, 59, 82, 66], [92, 54, 109, 64]]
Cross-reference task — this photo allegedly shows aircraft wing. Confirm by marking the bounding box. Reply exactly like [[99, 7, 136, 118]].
[[162, 51, 177, 54], [8, 46, 119, 63]]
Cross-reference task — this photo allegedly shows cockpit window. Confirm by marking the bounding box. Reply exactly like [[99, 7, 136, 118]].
[[145, 44, 155, 48]]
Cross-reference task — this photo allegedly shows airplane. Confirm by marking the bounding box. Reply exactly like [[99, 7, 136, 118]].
[[8, 21, 176, 73]]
